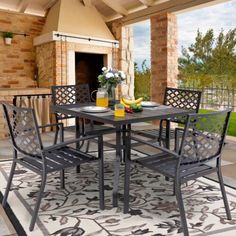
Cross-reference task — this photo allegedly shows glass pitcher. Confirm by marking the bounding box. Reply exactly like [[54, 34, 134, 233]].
[[96, 88, 108, 107]]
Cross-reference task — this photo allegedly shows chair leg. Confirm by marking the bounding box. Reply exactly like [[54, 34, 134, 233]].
[[29, 172, 47, 231], [98, 155, 104, 210], [172, 180, 176, 196], [60, 170, 65, 189], [53, 126, 59, 145], [76, 165, 80, 173], [175, 182, 189, 236], [217, 169, 232, 220], [85, 140, 90, 153], [2, 161, 17, 207]]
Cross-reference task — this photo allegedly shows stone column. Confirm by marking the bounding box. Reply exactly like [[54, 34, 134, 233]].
[[150, 13, 178, 103], [109, 21, 135, 98]]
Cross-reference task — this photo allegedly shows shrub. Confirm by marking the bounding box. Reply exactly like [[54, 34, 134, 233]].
[[134, 60, 151, 100]]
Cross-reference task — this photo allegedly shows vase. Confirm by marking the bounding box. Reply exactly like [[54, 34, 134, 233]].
[[106, 84, 116, 105], [4, 38, 12, 45]]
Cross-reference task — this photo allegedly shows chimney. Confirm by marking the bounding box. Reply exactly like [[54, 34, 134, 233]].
[[41, 0, 114, 40]]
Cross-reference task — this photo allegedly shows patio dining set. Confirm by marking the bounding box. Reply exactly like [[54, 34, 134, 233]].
[[1, 85, 232, 236]]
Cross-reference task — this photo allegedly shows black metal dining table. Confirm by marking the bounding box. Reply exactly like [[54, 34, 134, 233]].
[[51, 103, 190, 209]]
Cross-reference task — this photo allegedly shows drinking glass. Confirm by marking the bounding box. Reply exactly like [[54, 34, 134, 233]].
[[114, 103, 125, 117]]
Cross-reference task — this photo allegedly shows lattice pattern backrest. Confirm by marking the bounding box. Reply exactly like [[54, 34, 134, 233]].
[[3, 103, 42, 156], [51, 84, 91, 120], [164, 88, 202, 112], [51, 84, 91, 105], [180, 110, 231, 165]]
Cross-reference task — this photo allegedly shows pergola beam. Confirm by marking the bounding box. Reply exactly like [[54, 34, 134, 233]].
[[43, 0, 58, 10], [82, 0, 92, 7], [138, 0, 154, 7], [121, 0, 228, 25], [101, 0, 128, 16], [17, 0, 30, 13]]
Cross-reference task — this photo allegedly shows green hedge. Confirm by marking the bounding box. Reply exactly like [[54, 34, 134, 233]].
[[134, 73, 150, 100], [200, 109, 236, 137]]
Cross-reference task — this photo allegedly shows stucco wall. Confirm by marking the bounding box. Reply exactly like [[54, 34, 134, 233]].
[[42, 0, 115, 40]]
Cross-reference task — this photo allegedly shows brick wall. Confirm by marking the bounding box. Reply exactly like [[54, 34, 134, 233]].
[[150, 13, 178, 103], [0, 11, 45, 88]]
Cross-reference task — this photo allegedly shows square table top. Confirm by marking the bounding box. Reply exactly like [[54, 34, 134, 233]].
[[52, 103, 191, 127]]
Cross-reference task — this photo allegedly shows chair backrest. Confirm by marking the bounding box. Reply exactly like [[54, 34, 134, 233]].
[[51, 84, 91, 105], [179, 109, 231, 166], [51, 84, 91, 120], [2, 103, 43, 157], [164, 87, 202, 112]]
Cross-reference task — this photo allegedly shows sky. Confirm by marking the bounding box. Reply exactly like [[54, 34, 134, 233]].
[[133, 0, 236, 69]]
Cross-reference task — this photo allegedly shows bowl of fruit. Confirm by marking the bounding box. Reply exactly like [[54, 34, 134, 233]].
[[120, 96, 143, 113]]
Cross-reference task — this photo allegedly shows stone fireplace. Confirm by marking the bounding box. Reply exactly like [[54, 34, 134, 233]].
[[34, 0, 121, 95], [34, 32, 118, 92], [33, 0, 135, 97], [75, 52, 105, 92]]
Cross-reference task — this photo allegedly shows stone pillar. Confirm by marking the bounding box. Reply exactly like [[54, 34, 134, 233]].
[[35, 42, 56, 87], [151, 13, 178, 103], [109, 21, 135, 98]]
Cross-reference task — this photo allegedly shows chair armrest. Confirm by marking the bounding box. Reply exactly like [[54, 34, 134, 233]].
[[131, 135, 180, 159], [43, 134, 102, 152], [38, 123, 64, 129], [39, 122, 64, 143]]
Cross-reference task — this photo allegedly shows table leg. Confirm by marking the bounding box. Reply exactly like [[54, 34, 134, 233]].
[[124, 124, 131, 213], [76, 117, 81, 173], [112, 126, 122, 207], [122, 125, 126, 163], [165, 120, 170, 149], [165, 120, 171, 181]]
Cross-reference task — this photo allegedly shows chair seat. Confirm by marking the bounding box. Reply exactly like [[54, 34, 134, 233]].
[[18, 146, 97, 174], [136, 127, 175, 141], [136, 153, 215, 182]]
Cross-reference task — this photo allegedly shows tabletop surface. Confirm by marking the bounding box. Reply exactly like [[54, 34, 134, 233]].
[[52, 103, 191, 126]]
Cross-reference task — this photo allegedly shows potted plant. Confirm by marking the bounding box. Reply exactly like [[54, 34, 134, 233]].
[[3, 31, 13, 45]]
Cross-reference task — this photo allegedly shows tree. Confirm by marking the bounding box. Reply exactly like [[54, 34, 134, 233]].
[[178, 29, 236, 89]]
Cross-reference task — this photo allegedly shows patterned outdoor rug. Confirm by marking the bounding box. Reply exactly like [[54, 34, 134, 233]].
[[1, 150, 236, 236]]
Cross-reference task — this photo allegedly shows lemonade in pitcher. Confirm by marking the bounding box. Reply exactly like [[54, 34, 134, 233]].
[[96, 88, 108, 107]]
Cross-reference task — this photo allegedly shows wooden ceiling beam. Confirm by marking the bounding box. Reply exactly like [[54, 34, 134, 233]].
[[82, 0, 92, 7], [17, 0, 30, 13], [101, 0, 128, 16], [138, 0, 154, 7], [121, 0, 227, 25], [43, 0, 58, 10]]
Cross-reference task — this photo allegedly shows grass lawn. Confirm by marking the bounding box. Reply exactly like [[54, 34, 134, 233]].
[[200, 109, 236, 137]]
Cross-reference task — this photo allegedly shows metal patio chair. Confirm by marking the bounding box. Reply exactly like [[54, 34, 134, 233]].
[[136, 87, 202, 147], [125, 109, 232, 236], [51, 84, 115, 150], [1, 103, 104, 231]]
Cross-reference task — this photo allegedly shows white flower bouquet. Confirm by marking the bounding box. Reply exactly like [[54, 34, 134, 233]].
[[97, 67, 126, 87]]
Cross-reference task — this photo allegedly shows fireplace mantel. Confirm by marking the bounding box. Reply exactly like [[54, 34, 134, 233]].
[[34, 31, 119, 48]]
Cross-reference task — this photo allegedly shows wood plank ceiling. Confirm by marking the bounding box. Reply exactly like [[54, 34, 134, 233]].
[[0, 0, 228, 24]]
